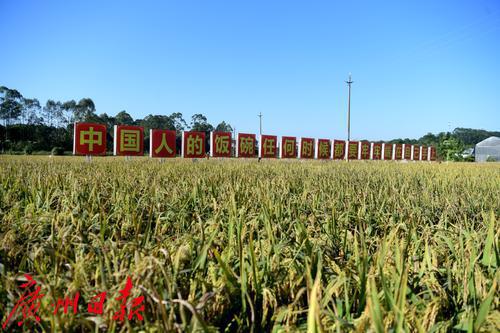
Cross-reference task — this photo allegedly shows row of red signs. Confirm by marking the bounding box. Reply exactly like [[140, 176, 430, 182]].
[[73, 123, 436, 161]]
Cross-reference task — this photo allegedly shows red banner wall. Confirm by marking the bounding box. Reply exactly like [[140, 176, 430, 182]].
[[316, 139, 331, 159], [211, 132, 232, 157], [394, 144, 403, 160], [237, 133, 256, 157], [182, 131, 206, 158], [404, 144, 412, 160], [347, 141, 359, 160], [383, 143, 393, 160], [299, 138, 315, 159], [372, 143, 382, 160], [73, 122, 107, 155], [260, 135, 277, 158], [280, 136, 297, 158], [333, 140, 346, 160], [421, 146, 428, 161], [150, 129, 176, 158], [412, 145, 420, 160], [360, 141, 371, 160], [114, 125, 144, 156]]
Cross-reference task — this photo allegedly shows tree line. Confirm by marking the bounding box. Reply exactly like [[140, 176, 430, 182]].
[[0, 86, 232, 154], [1, 85, 498, 159]]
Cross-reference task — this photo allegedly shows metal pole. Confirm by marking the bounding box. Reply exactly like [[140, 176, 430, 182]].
[[258, 112, 262, 135], [346, 73, 353, 142]]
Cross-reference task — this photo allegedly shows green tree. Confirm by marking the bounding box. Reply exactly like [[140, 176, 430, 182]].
[[61, 100, 78, 126], [215, 121, 233, 132], [438, 136, 464, 161], [0, 87, 24, 144], [140, 114, 175, 132], [43, 100, 64, 127], [23, 98, 42, 125], [452, 128, 500, 146], [0, 87, 23, 125], [170, 112, 188, 131], [73, 98, 98, 122], [115, 110, 134, 125], [190, 113, 213, 132]]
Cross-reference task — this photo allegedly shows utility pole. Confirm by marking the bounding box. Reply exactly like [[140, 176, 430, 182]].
[[258, 112, 262, 135], [346, 73, 353, 142]]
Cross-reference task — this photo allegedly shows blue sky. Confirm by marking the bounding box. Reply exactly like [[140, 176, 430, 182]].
[[1, 0, 499, 140]]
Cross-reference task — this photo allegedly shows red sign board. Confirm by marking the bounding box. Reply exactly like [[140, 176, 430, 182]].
[[383, 143, 393, 160], [260, 135, 277, 158], [280, 136, 296, 158], [73, 122, 107, 155], [412, 145, 420, 160], [299, 138, 315, 159], [237, 133, 256, 157], [113, 125, 144, 156], [429, 146, 436, 161], [360, 141, 371, 160], [150, 129, 176, 158], [394, 144, 403, 160], [211, 132, 232, 157], [421, 146, 428, 161], [372, 143, 383, 160], [347, 141, 359, 160], [333, 140, 345, 160], [404, 144, 412, 160], [316, 139, 331, 159], [182, 131, 206, 158]]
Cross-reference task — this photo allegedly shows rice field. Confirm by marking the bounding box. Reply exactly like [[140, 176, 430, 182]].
[[0, 156, 499, 332]]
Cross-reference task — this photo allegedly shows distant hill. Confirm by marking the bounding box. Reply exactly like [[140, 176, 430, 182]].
[[451, 128, 500, 146], [387, 128, 500, 147]]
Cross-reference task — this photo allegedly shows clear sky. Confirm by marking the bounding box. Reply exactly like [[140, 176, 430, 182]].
[[1, 0, 499, 140]]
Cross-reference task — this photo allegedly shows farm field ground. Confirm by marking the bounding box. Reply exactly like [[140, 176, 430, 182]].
[[0, 156, 499, 332]]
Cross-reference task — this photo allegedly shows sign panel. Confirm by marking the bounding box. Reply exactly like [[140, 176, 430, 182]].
[[412, 145, 420, 160], [280, 136, 297, 158], [316, 139, 331, 159], [299, 138, 315, 159], [360, 141, 371, 160], [372, 143, 383, 160], [182, 131, 206, 158], [210, 132, 232, 157], [404, 144, 412, 160], [383, 143, 393, 160], [394, 144, 403, 160], [429, 146, 436, 161], [333, 140, 346, 160], [149, 129, 176, 158], [421, 146, 428, 161], [113, 125, 144, 156], [347, 141, 359, 160], [237, 133, 256, 157], [259, 135, 277, 158], [73, 122, 107, 155]]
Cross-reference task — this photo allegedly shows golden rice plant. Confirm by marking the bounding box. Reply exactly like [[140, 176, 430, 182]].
[[0, 156, 498, 332]]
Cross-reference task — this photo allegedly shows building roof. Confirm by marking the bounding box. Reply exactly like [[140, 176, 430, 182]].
[[476, 136, 500, 147]]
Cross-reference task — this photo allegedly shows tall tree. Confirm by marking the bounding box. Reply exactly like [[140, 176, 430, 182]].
[[140, 114, 175, 132], [0, 87, 24, 142], [73, 98, 97, 122], [23, 98, 42, 125], [61, 100, 78, 126], [43, 100, 64, 127], [170, 112, 188, 131], [190, 113, 213, 132], [215, 121, 233, 132], [115, 110, 134, 125]]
